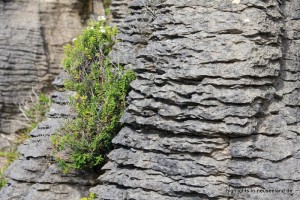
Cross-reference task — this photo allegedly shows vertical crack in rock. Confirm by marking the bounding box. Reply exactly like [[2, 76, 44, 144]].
[[0, 0, 85, 142], [91, 0, 300, 199]]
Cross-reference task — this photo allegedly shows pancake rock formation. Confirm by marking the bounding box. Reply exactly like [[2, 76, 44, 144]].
[[91, 0, 300, 199], [0, 0, 104, 147], [0, 72, 98, 200], [1, 0, 300, 200]]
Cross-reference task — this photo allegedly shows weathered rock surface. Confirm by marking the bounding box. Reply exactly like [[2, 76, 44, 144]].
[[110, 0, 130, 25], [0, 73, 97, 200], [91, 0, 300, 199], [0, 0, 105, 147], [0, 0, 80, 137], [1, 0, 299, 199]]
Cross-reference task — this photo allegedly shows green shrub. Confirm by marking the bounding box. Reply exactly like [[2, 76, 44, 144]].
[[80, 192, 96, 200], [51, 19, 135, 173]]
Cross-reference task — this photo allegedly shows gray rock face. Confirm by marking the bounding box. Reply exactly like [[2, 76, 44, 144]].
[[91, 0, 300, 199], [0, 0, 84, 138], [110, 0, 130, 25], [1, 0, 299, 199], [0, 75, 97, 200], [0, 0, 105, 147]]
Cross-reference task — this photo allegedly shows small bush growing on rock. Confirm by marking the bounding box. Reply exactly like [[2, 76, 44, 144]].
[[51, 19, 135, 173], [80, 192, 96, 200]]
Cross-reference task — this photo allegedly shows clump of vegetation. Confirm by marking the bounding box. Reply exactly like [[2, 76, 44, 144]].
[[0, 151, 17, 188], [51, 19, 135, 173], [19, 92, 52, 135], [0, 92, 51, 188], [81, 192, 96, 200], [103, 0, 111, 16]]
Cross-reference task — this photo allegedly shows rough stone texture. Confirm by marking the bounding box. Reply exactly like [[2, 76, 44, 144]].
[[0, 0, 81, 137], [1, 0, 299, 199], [0, 0, 105, 148], [0, 74, 97, 200], [110, 0, 130, 25], [91, 0, 300, 199]]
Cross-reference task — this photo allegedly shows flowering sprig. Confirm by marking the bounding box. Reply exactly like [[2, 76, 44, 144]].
[[99, 27, 106, 33], [97, 16, 106, 21]]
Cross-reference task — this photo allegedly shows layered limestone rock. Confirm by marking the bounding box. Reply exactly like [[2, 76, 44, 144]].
[[1, 0, 299, 199], [0, 0, 104, 147], [0, 72, 98, 200], [110, 0, 130, 24], [90, 0, 300, 199], [0, 0, 81, 137]]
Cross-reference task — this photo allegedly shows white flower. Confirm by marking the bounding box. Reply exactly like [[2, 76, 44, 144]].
[[98, 16, 106, 21], [72, 38, 77, 42], [232, 0, 240, 4], [99, 27, 106, 33]]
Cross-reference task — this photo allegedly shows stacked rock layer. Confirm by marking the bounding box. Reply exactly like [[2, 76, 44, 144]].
[[0, 0, 299, 199], [0, 0, 105, 147], [91, 0, 300, 199], [0, 0, 86, 137], [0, 72, 98, 200], [110, 0, 130, 24]]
